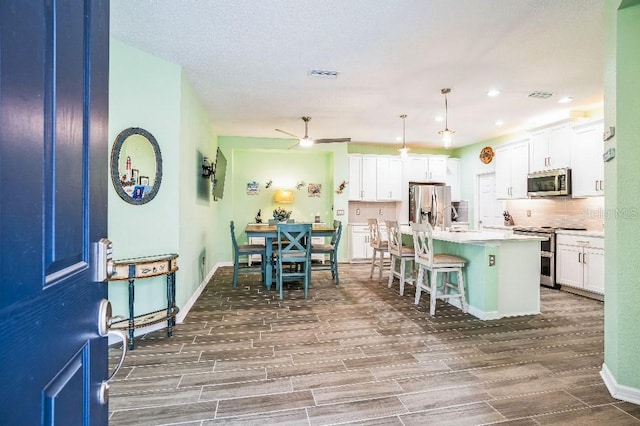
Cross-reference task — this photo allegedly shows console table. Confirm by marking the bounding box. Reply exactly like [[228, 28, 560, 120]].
[[108, 253, 179, 349]]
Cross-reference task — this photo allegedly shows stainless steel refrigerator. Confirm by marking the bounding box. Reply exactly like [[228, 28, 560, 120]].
[[409, 183, 452, 228]]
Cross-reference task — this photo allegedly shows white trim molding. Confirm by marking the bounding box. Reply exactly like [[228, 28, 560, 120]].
[[601, 363, 640, 405]]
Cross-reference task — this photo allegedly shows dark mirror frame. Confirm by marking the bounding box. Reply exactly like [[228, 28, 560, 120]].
[[110, 127, 163, 205]]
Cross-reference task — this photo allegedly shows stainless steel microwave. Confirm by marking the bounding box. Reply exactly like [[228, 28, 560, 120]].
[[527, 168, 571, 197]]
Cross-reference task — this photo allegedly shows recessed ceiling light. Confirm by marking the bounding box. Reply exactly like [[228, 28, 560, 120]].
[[495, 120, 504, 126], [487, 89, 501, 97], [435, 115, 444, 122], [395, 136, 402, 142], [558, 96, 573, 104]]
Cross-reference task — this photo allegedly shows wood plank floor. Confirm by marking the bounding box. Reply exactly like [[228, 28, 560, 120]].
[[108, 264, 640, 425]]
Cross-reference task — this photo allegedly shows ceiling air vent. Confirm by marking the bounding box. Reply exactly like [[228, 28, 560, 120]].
[[309, 69, 339, 79], [528, 91, 554, 99]]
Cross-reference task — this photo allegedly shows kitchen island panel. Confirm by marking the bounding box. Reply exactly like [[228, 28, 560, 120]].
[[431, 236, 540, 320]]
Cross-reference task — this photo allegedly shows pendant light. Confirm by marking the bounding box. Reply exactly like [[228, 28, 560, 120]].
[[438, 88, 455, 148], [398, 114, 409, 158]]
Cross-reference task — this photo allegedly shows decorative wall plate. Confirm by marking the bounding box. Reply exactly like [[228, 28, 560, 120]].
[[479, 146, 495, 164]]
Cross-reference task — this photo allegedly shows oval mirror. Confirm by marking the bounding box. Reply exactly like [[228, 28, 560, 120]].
[[110, 127, 162, 205]]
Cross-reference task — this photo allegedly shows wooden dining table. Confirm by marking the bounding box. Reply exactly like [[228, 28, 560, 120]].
[[244, 223, 335, 290]]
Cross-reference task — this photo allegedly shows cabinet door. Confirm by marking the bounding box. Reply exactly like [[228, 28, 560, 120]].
[[446, 158, 461, 201], [387, 157, 403, 200], [361, 156, 377, 201], [529, 130, 549, 172], [427, 156, 448, 182], [494, 145, 512, 199], [583, 247, 605, 294], [556, 244, 584, 288], [547, 124, 572, 169], [376, 157, 393, 200], [509, 142, 529, 198], [348, 156, 362, 200], [495, 141, 528, 199], [406, 156, 427, 182], [572, 121, 604, 197], [350, 230, 369, 260]]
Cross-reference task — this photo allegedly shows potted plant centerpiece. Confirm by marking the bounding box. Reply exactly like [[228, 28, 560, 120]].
[[273, 207, 291, 223]]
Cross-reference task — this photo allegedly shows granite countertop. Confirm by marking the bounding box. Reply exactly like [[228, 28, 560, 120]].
[[399, 226, 545, 243], [556, 229, 604, 238]]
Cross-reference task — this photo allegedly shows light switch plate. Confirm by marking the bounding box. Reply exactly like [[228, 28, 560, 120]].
[[603, 126, 615, 141], [336, 209, 344, 216]]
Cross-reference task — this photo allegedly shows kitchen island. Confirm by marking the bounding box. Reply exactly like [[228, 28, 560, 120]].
[[403, 227, 545, 320]]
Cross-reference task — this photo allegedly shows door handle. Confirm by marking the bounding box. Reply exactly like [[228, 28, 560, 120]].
[[97, 299, 128, 405]]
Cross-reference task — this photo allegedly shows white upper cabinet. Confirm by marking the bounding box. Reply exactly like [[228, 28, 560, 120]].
[[349, 155, 401, 202], [376, 156, 403, 201], [427, 156, 448, 182], [349, 155, 377, 201], [571, 119, 604, 197], [529, 121, 572, 172], [495, 141, 529, 199], [405, 155, 448, 183]]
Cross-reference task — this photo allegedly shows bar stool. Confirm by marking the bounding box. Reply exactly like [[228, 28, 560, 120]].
[[385, 220, 415, 296], [411, 222, 467, 316], [368, 218, 388, 282]]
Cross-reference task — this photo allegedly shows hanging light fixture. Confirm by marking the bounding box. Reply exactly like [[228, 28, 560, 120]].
[[398, 114, 409, 158], [438, 88, 455, 149]]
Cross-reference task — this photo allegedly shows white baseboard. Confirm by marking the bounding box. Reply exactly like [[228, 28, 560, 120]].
[[601, 363, 640, 404], [109, 262, 224, 345]]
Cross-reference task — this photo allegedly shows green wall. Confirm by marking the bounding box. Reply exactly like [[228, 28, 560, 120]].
[[108, 39, 217, 320], [603, 0, 640, 392], [217, 137, 350, 261]]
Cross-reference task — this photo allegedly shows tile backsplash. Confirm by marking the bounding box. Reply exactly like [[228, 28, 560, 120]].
[[505, 197, 604, 231], [348, 201, 400, 224]]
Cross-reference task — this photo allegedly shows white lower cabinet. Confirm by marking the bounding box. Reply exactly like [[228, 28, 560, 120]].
[[349, 224, 389, 262], [349, 226, 371, 261], [556, 234, 604, 295]]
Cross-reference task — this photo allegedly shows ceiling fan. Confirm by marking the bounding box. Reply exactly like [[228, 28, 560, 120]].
[[275, 116, 351, 148]]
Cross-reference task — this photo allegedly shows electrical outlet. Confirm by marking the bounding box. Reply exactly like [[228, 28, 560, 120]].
[[379, 209, 383, 215], [527, 210, 531, 217], [355, 208, 360, 215], [488, 254, 496, 266]]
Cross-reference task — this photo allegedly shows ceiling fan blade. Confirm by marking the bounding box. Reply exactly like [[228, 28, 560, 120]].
[[315, 138, 351, 144], [287, 141, 300, 149], [275, 128, 300, 139]]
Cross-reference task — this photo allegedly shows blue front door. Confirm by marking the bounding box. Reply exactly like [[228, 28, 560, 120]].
[[0, 1, 110, 424]]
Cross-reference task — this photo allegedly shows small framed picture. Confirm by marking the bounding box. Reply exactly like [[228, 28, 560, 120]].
[[132, 169, 139, 184], [139, 176, 149, 186], [132, 185, 145, 199]]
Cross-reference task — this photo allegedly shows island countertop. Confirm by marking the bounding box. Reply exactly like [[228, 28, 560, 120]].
[[400, 226, 546, 244]]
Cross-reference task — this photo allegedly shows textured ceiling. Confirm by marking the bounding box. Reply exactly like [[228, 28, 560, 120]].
[[110, 0, 604, 148]]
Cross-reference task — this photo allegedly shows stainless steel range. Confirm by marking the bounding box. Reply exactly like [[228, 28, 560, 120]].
[[512, 226, 587, 288], [512, 226, 557, 288]]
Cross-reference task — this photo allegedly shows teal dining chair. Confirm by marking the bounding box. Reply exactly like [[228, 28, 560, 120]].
[[274, 223, 312, 299], [230, 221, 267, 288], [311, 220, 342, 285]]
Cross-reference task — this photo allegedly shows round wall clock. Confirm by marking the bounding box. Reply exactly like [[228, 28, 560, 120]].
[[479, 146, 495, 164]]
